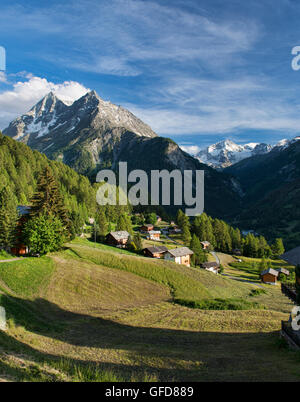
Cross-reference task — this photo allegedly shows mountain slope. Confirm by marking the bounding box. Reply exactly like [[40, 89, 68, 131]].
[[4, 92, 242, 218], [4, 91, 157, 175], [0, 132, 96, 221], [225, 139, 300, 247]]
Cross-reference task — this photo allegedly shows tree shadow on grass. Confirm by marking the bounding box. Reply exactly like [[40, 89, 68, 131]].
[[1, 294, 300, 381]]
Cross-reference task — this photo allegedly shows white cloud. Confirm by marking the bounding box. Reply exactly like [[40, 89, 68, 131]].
[[0, 72, 8, 83], [179, 145, 201, 155], [0, 1, 260, 76], [0, 74, 89, 129]]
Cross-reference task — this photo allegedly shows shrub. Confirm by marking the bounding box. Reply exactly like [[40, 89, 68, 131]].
[[249, 288, 267, 297], [23, 214, 65, 255]]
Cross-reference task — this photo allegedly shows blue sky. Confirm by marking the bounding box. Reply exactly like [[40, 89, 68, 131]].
[[1, 0, 300, 153]]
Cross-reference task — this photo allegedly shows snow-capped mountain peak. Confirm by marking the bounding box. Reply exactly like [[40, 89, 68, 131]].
[[3, 90, 157, 143], [195, 139, 272, 169]]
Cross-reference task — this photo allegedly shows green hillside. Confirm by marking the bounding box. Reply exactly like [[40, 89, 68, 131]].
[[0, 132, 97, 222], [0, 240, 299, 382]]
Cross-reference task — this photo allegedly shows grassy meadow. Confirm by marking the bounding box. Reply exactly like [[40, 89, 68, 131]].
[[0, 239, 299, 382]]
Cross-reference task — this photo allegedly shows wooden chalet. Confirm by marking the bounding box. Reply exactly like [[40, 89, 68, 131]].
[[164, 247, 193, 267], [106, 231, 130, 248], [169, 226, 182, 235], [143, 246, 168, 259], [201, 261, 220, 274], [261, 268, 279, 285], [147, 230, 161, 240], [200, 241, 211, 250], [140, 224, 154, 233], [277, 267, 290, 277]]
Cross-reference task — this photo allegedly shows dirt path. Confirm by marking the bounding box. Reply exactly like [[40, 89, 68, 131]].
[[0, 258, 21, 263]]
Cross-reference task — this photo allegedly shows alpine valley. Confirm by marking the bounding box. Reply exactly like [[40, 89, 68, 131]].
[[3, 91, 241, 218], [3, 90, 300, 247]]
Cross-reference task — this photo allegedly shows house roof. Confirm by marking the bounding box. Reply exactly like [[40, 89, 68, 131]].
[[201, 241, 210, 246], [166, 247, 194, 257], [17, 205, 31, 216], [148, 231, 161, 234], [144, 246, 168, 254], [277, 267, 290, 275], [201, 262, 219, 268], [109, 231, 130, 241], [142, 224, 154, 228], [280, 246, 300, 266], [261, 268, 279, 277]]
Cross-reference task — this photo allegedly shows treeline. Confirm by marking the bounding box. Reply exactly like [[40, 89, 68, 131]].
[[176, 211, 285, 259], [0, 133, 95, 223], [0, 133, 132, 254]]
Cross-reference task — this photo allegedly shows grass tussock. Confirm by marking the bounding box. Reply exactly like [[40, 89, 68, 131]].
[[249, 288, 267, 297]]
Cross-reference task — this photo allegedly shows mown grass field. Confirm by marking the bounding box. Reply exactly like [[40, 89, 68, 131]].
[[0, 239, 299, 382]]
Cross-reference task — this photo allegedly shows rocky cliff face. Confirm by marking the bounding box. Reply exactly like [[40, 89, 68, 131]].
[[4, 90, 157, 175]]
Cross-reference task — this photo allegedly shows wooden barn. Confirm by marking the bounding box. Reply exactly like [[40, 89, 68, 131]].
[[106, 231, 130, 248], [143, 246, 168, 259], [200, 241, 211, 250], [164, 247, 194, 267], [261, 268, 279, 285], [147, 230, 161, 241], [201, 261, 220, 274], [140, 224, 154, 233], [277, 267, 290, 277]]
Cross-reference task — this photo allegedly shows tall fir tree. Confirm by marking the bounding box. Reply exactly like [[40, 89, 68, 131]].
[[116, 213, 133, 234], [193, 213, 215, 247], [0, 188, 18, 249], [30, 167, 70, 233], [190, 234, 207, 266], [272, 238, 285, 259], [182, 223, 192, 245], [96, 209, 108, 237]]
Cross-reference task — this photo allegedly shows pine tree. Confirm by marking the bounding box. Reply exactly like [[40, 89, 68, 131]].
[[96, 209, 108, 237], [176, 209, 190, 230], [272, 238, 285, 259], [30, 167, 70, 233], [182, 223, 192, 245], [146, 212, 157, 225], [116, 214, 133, 234], [190, 234, 207, 266], [133, 232, 143, 251], [193, 213, 215, 247], [258, 257, 267, 274], [0, 188, 18, 249]]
